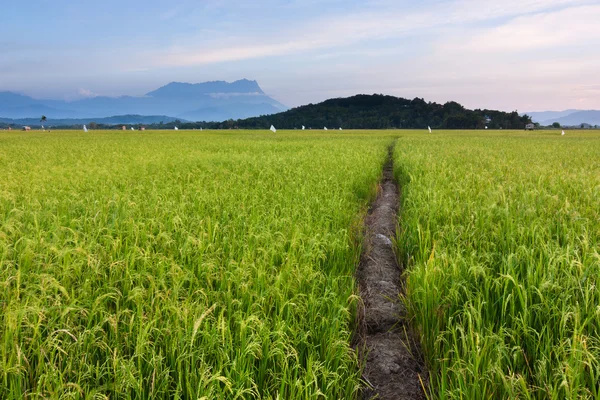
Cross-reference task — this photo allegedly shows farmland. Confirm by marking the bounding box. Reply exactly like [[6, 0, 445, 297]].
[[1, 129, 600, 399], [0, 130, 391, 398], [397, 130, 600, 398]]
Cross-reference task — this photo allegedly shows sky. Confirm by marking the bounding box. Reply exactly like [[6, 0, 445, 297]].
[[1, 0, 599, 111]]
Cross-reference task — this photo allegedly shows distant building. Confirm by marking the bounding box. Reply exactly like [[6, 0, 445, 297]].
[[525, 123, 535, 131], [581, 123, 592, 129], [22, 126, 31, 131], [139, 127, 146, 131], [7, 127, 12, 131], [122, 126, 127, 130]]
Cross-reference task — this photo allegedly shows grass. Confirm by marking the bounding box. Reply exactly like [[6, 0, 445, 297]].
[[0, 129, 393, 399], [395, 130, 600, 399]]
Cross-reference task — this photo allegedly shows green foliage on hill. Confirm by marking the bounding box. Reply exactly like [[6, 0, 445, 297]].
[[180, 95, 532, 130]]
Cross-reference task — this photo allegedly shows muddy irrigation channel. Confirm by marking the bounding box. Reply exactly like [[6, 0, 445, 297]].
[[354, 144, 428, 400]]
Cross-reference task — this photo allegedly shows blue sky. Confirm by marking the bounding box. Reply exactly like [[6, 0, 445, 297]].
[[1, 0, 599, 111]]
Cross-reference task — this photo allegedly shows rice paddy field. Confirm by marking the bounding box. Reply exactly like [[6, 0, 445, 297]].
[[1, 129, 599, 399], [396, 130, 600, 399], [0, 130, 390, 399]]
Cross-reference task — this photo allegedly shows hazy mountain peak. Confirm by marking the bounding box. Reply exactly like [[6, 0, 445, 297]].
[[0, 79, 284, 122], [146, 79, 264, 97]]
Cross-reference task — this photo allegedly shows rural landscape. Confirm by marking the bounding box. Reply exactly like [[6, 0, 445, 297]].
[[2, 0, 600, 399], [1, 129, 598, 399]]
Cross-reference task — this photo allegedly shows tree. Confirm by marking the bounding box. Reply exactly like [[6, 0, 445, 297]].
[[89, 122, 98, 130], [40, 115, 47, 124], [552, 122, 561, 128]]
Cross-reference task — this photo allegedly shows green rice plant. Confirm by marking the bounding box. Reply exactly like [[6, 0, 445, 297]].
[[0, 129, 393, 399], [395, 130, 600, 399]]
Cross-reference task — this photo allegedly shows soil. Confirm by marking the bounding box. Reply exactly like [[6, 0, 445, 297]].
[[354, 144, 429, 400]]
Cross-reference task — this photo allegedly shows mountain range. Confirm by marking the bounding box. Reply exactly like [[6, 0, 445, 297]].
[[0, 79, 287, 124], [527, 110, 600, 126], [0, 115, 182, 127]]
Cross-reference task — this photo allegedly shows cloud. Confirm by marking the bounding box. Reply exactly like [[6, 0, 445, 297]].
[[141, 0, 594, 68], [450, 4, 600, 52], [423, 4, 600, 87], [160, 7, 183, 20], [160, 1, 196, 21], [77, 88, 98, 98]]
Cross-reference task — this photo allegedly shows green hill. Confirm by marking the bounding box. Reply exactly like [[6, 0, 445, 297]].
[[192, 94, 532, 130]]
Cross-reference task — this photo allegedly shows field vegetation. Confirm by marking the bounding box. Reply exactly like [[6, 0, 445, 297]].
[[0, 130, 391, 399], [396, 130, 600, 399], [2, 128, 600, 399]]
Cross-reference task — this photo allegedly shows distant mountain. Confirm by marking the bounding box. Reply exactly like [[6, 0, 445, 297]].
[[0, 114, 183, 127], [178, 94, 532, 130], [0, 79, 287, 122], [0, 92, 41, 108], [147, 79, 265, 97], [177, 102, 283, 122], [527, 110, 580, 123], [539, 111, 600, 127], [527, 109, 600, 126]]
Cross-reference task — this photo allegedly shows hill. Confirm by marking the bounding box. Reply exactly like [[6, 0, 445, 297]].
[[193, 94, 531, 130], [0, 79, 287, 122]]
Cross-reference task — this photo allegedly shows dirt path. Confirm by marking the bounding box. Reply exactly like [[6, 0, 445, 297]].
[[355, 143, 428, 400]]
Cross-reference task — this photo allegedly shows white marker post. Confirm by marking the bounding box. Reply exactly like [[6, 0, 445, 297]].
[[562, 130, 565, 136], [83, 125, 88, 133], [428, 126, 432, 133], [270, 125, 277, 133], [174, 126, 179, 131]]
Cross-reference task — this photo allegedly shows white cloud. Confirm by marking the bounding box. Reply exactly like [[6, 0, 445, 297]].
[[451, 4, 600, 52], [77, 88, 98, 98], [422, 4, 600, 90], [141, 0, 594, 68]]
